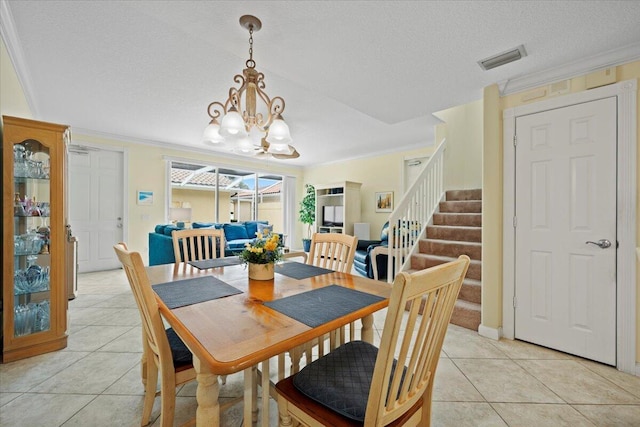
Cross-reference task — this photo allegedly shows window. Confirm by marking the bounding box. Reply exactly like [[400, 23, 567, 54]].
[[167, 160, 295, 245]]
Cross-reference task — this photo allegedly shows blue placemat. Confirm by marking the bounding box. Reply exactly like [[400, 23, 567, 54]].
[[275, 261, 334, 280], [188, 256, 243, 270], [153, 276, 242, 309], [263, 285, 385, 327]]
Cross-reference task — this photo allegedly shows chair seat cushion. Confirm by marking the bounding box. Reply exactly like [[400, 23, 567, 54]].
[[165, 327, 193, 367], [292, 340, 378, 422]]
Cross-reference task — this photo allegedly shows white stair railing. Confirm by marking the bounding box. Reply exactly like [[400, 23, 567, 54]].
[[385, 138, 447, 282]]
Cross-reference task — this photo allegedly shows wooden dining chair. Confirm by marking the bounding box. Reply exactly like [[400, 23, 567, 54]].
[[171, 227, 225, 263], [114, 243, 196, 427], [307, 232, 358, 273], [279, 233, 359, 377], [276, 255, 470, 427], [309, 232, 359, 352]]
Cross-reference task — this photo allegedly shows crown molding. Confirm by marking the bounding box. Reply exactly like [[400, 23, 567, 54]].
[[501, 41, 640, 95], [0, 0, 39, 116]]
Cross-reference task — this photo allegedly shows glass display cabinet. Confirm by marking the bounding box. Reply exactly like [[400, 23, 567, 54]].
[[2, 116, 69, 363]]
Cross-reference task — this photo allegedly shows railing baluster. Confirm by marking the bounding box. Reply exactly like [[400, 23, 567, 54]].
[[385, 139, 447, 282]]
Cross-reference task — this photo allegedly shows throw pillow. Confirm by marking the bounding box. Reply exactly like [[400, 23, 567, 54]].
[[257, 223, 273, 236], [223, 223, 249, 241], [244, 220, 268, 238]]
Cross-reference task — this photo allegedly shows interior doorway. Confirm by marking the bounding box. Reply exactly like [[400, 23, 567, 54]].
[[502, 79, 637, 373], [514, 97, 617, 365], [68, 144, 125, 272]]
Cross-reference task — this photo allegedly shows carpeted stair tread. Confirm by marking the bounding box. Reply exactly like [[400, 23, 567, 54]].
[[451, 300, 481, 331], [419, 239, 482, 260], [460, 278, 482, 304], [426, 225, 482, 243], [439, 200, 482, 214], [433, 213, 482, 227], [410, 254, 481, 280], [445, 189, 482, 201]]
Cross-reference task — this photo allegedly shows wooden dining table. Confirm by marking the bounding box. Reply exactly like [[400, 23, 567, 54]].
[[146, 260, 392, 427]]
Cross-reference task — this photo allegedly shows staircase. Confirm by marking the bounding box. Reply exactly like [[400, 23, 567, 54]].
[[410, 189, 482, 330]]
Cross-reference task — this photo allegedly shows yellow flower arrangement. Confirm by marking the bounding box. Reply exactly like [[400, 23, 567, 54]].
[[238, 232, 283, 265]]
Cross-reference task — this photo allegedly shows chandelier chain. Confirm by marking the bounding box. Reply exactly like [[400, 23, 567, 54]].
[[246, 26, 255, 69]]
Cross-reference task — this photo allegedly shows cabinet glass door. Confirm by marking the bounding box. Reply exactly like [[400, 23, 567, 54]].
[[12, 140, 51, 338]]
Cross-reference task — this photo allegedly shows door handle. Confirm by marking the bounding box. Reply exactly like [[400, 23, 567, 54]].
[[585, 239, 611, 249], [117, 217, 123, 229]]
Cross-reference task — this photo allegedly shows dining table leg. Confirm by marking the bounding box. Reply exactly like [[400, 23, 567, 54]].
[[244, 366, 258, 426], [361, 314, 374, 343], [193, 356, 220, 426]]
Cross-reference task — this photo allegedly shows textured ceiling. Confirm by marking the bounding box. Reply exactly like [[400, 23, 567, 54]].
[[2, 1, 640, 167]]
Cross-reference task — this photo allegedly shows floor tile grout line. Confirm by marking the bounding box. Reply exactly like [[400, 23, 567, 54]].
[[22, 350, 96, 394]]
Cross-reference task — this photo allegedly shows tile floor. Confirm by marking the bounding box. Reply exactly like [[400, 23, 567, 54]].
[[1, 269, 640, 426]]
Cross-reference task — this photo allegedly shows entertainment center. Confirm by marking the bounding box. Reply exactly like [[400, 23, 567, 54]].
[[314, 181, 361, 235]]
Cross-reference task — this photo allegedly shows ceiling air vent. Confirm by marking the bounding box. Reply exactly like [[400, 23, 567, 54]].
[[478, 45, 527, 71]]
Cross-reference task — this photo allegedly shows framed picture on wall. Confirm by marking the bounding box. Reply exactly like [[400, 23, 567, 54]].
[[137, 190, 154, 205], [375, 191, 393, 213]]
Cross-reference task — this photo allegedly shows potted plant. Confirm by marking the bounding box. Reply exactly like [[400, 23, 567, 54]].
[[299, 184, 315, 252], [238, 232, 283, 280]]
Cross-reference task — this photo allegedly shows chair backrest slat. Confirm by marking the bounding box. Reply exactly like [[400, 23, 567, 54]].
[[114, 243, 177, 378], [365, 255, 470, 425], [307, 232, 357, 273], [171, 228, 225, 263]]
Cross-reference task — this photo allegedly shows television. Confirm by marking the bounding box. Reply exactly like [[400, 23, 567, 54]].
[[323, 205, 343, 226]]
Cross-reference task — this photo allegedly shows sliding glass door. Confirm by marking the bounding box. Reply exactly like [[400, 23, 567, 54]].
[[168, 162, 292, 245]]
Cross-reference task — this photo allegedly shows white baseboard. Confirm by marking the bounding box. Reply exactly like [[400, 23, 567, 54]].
[[478, 324, 501, 340]]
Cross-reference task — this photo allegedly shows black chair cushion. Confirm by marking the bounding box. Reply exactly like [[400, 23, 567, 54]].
[[165, 327, 193, 367], [293, 340, 378, 422]]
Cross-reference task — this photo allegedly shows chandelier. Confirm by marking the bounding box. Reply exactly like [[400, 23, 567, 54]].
[[203, 15, 298, 159]]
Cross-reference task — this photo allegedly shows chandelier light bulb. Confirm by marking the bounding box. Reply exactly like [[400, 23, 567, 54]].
[[267, 142, 294, 155], [203, 119, 224, 143], [265, 116, 292, 144], [236, 137, 254, 154], [220, 109, 247, 138]]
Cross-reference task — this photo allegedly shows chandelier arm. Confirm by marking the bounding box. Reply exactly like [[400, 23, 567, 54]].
[[207, 101, 226, 119], [227, 88, 241, 111], [269, 96, 286, 116], [256, 72, 266, 90]]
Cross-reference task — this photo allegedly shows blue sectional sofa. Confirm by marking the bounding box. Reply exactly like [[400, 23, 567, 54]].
[[148, 220, 274, 266]]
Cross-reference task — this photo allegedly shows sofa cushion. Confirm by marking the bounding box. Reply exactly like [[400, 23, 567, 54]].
[[227, 238, 254, 252], [163, 225, 181, 236], [223, 223, 249, 241], [155, 224, 169, 234], [193, 222, 220, 229], [244, 220, 268, 237]]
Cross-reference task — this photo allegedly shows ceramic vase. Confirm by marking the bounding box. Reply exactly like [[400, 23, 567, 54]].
[[248, 262, 274, 280]]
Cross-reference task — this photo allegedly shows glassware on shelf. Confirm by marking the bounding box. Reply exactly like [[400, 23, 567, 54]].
[[14, 231, 44, 256], [36, 300, 50, 332], [14, 265, 50, 295], [14, 303, 37, 336], [14, 193, 26, 217], [14, 301, 49, 336]]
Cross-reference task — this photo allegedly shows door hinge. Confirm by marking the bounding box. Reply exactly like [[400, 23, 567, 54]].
[[513, 296, 517, 308], [513, 216, 517, 228], [513, 134, 517, 146]]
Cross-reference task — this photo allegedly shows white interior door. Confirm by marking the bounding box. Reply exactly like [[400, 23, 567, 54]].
[[514, 97, 617, 365], [403, 156, 429, 194], [69, 147, 124, 272]]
